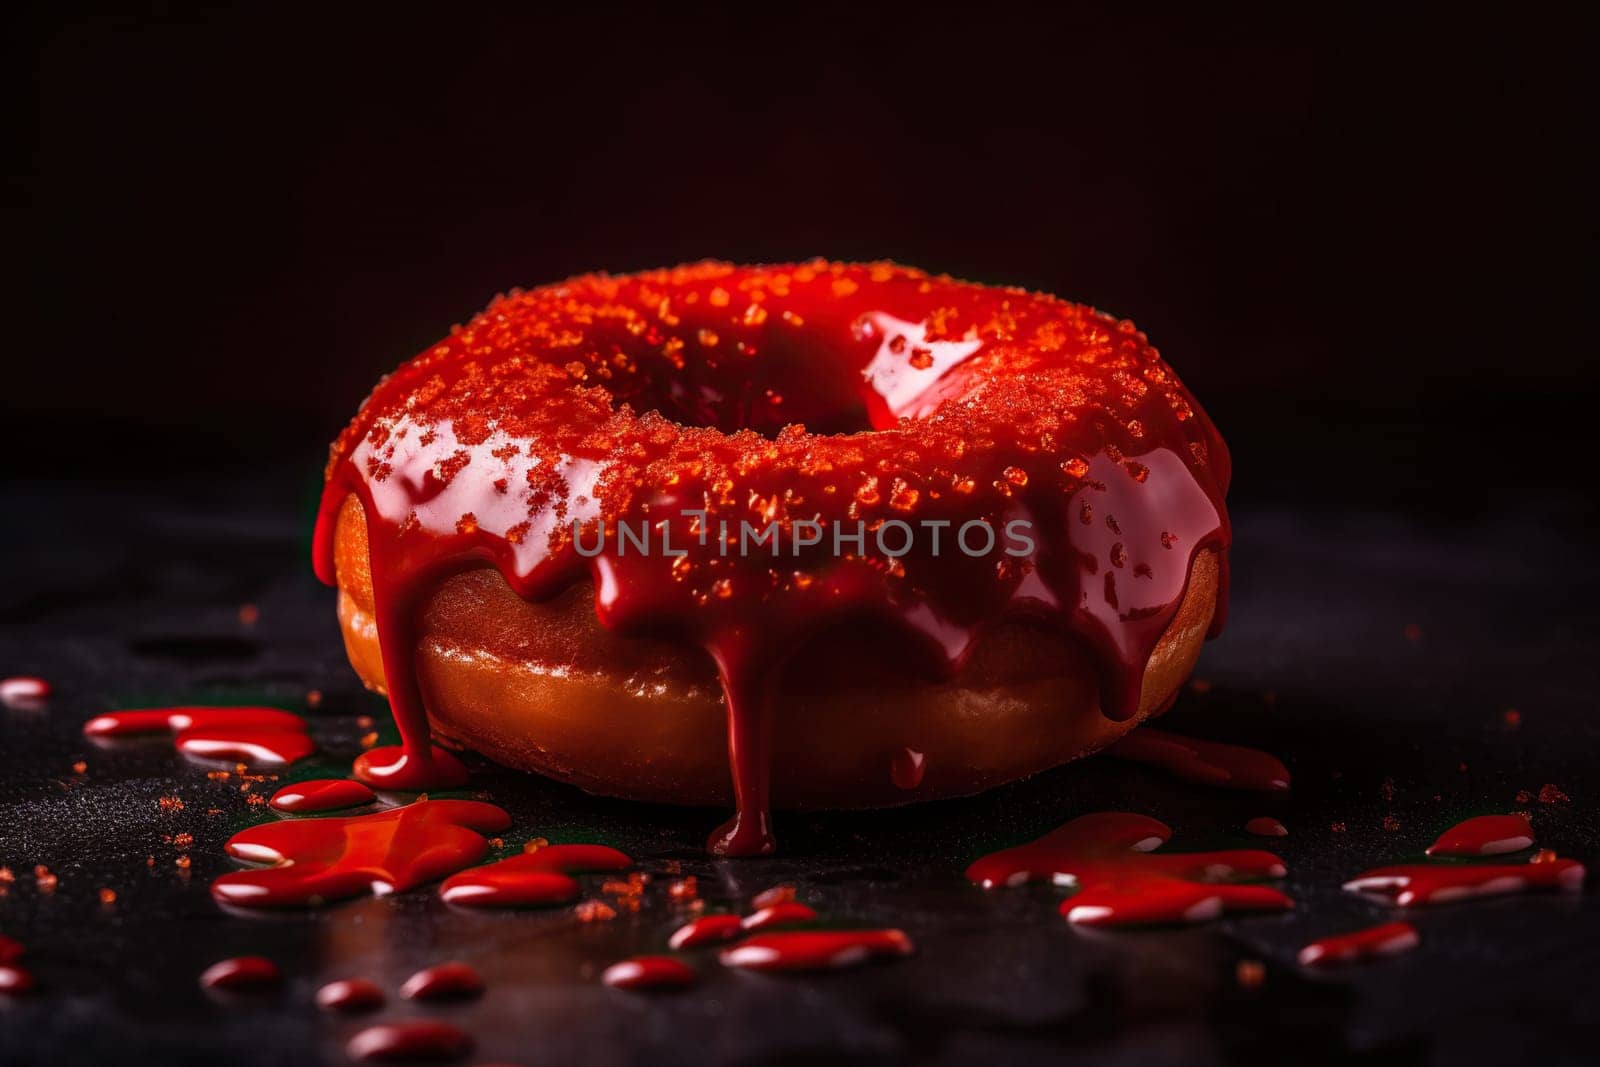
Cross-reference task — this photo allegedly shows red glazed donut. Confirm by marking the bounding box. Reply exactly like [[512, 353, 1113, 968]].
[[315, 260, 1231, 855]]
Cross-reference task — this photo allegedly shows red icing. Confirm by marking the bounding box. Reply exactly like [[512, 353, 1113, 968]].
[[400, 961, 484, 1001], [84, 707, 314, 767], [890, 747, 927, 790], [346, 1022, 473, 1062], [1298, 921, 1420, 966], [316, 978, 385, 1012], [0, 676, 50, 706], [741, 901, 818, 931], [0, 965, 35, 995], [269, 778, 378, 813], [720, 929, 914, 971], [1424, 814, 1534, 857], [1245, 816, 1288, 837], [602, 956, 697, 990], [669, 914, 744, 949], [1105, 728, 1290, 791], [1344, 857, 1585, 906], [199, 956, 281, 990], [313, 261, 1231, 854], [211, 798, 510, 908], [439, 843, 631, 907], [967, 811, 1291, 926]]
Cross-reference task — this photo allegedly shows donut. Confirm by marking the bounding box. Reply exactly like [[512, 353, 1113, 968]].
[[314, 260, 1231, 855]]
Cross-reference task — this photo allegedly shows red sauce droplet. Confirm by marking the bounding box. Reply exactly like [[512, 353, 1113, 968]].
[[0, 676, 50, 707], [269, 778, 378, 813], [0, 964, 36, 995], [1345, 857, 1585, 906], [967, 811, 1291, 926], [720, 929, 914, 972], [352, 744, 470, 790], [439, 843, 631, 907], [1245, 817, 1288, 837], [1105, 728, 1290, 791], [84, 707, 314, 767], [741, 901, 818, 931], [199, 956, 282, 991], [400, 961, 484, 1001], [1424, 814, 1534, 857], [346, 1021, 473, 1062], [211, 799, 510, 908], [602, 955, 697, 990], [1298, 921, 1420, 966], [750, 884, 796, 909], [312, 263, 1232, 856], [316, 978, 385, 1012], [890, 747, 927, 790], [669, 914, 744, 949]]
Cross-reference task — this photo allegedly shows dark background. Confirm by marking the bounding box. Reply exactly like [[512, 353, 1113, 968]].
[[11, 5, 1594, 519]]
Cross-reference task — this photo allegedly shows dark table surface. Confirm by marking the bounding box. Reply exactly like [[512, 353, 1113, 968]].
[[1, 473, 1597, 1066]]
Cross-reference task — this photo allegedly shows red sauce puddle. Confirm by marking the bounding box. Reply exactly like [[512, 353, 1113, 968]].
[[669, 914, 744, 949], [312, 263, 1232, 855], [439, 843, 631, 907], [967, 811, 1292, 925], [603, 956, 697, 990], [347, 1021, 473, 1062], [269, 778, 377, 813], [1424, 813, 1534, 856], [84, 707, 314, 766], [199, 956, 282, 990], [400, 961, 484, 1001], [1105, 728, 1290, 791], [211, 798, 510, 908], [0, 676, 50, 708], [0, 964, 36, 995], [316, 978, 385, 1012], [741, 901, 818, 931], [1298, 921, 1420, 966], [721, 929, 914, 971]]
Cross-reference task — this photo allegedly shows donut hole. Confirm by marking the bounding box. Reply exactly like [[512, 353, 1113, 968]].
[[606, 333, 885, 438]]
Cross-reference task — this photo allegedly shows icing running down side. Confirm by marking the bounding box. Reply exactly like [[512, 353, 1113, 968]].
[[313, 261, 1232, 855]]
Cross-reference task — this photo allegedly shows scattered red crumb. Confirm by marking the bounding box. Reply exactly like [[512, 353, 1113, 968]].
[[1516, 789, 1534, 803], [1403, 623, 1423, 642], [1330, 822, 1347, 834], [487, 837, 504, 849], [98, 888, 117, 905], [1538, 784, 1571, 804], [206, 808, 222, 817], [360, 732, 379, 749], [305, 689, 323, 709], [157, 796, 184, 813], [145, 855, 155, 868], [234, 763, 248, 775], [238, 604, 260, 626], [246, 794, 266, 807], [1501, 708, 1521, 729], [1381, 815, 1401, 832], [71, 760, 87, 775], [208, 770, 230, 781], [355, 716, 374, 729], [575, 900, 617, 923], [667, 876, 699, 901], [175, 856, 191, 870], [0, 867, 13, 883], [35, 866, 58, 892], [752, 884, 797, 909], [1532, 849, 1560, 864], [1235, 959, 1266, 988], [524, 837, 550, 853], [173, 833, 194, 848]]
